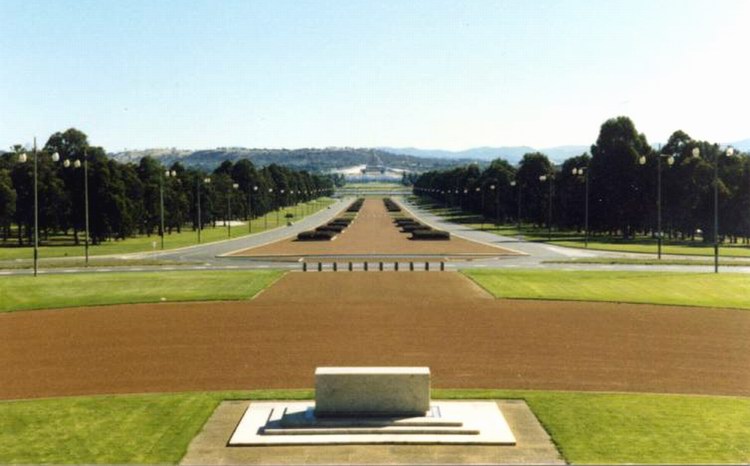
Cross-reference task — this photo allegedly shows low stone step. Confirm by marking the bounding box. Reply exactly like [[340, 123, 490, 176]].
[[262, 426, 480, 436], [279, 406, 462, 428]]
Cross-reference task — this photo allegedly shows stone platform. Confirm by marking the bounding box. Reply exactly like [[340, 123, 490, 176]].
[[228, 401, 515, 445], [181, 400, 564, 465]]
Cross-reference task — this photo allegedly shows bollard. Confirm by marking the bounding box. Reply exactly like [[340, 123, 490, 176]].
[[409, 262, 414, 271], [303, 262, 307, 272], [425, 262, 429, 271], [364, 262, 368, 271], [440, 262, 445, 271], [379, 262, 384, 271], [333, 262, 338, 272], [394, 262, 399, 271], [348, 262, 353, 271], [318, 262, 323, 272]]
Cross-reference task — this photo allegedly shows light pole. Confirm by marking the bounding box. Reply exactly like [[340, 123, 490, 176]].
[[278, 189, 285, 226], [476, 186, 484, 230], [572, 167, 589, 248], [640, 148, 675, 259], [510, 180, 521, 232], [539, 174, 553, 241], [226, 182, 239, 238], [160, 169, 177, 250], [59, 150, 90, 265], [197, 177, 210, 243], [266, 188, 273, 230], [16, 141, 45, 276], [248, 185, 258, 233], [692, 145, 734, 273]]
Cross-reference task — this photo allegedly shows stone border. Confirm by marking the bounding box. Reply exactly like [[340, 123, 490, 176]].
[[181, 400, 564, 465]]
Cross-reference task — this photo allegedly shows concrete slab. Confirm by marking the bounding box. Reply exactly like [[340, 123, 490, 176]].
[[228, 401, 514, 446], [181, 400, 564, 465]]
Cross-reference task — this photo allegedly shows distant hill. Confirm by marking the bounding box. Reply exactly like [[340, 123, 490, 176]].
[[379, 145, 589, 164], [108, 147, 485, 173]]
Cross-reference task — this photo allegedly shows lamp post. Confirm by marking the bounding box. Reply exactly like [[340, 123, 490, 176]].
[[197, 177, 210, 243], [539, 174, 553, 241], [476, 186, 484, 230], [278, 189, 285, 226], [59, 150, 90, 265], [248, 185, 258, 233], [510, 180, 521, 232], [266, 188, 273, 230], [160, 169, 177, 250], [572, 167, 589, 248], [17, 140, 43, 276], [692, 145, 734, 273], [490, 184, 497, 228], [639, 148, 675, 259], [227, 182, 239, 238]]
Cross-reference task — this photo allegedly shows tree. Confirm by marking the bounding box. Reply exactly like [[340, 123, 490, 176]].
[[589, 116, 651, 237], [0, 169, 16, 240]]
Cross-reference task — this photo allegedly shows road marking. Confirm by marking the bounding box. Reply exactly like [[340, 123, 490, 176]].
[[97, 268, 111, 272], [0, 271, 12, 275], [163, 267, 176, 271], [62, 269, 77, 273], [225, 265, 239, 269], [257, 265, 269, 268]]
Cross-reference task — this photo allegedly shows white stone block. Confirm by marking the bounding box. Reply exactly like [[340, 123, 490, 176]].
[[315, 367, 430, 416]]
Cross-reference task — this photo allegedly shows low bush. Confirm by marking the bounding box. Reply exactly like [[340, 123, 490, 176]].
[[411, 229, 450, 240], [316, 224, 346, 233], [297, 230, 337, 241], [401, 224, 431, 233]]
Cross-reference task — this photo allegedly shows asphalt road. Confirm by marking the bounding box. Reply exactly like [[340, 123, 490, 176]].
[[3, 195, 750, 275]]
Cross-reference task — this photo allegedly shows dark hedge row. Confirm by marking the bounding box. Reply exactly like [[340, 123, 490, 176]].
[[383, 198, 401, 212], [346, 198, 365, 213], [411, 229, 450, 240], [297, 230, 337, 241]]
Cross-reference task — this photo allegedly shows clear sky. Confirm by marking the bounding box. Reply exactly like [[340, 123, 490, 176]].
[[2, 0, 749, 151]]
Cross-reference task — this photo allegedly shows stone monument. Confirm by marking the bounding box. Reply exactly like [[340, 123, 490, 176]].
[[228, 367, 515, 445]]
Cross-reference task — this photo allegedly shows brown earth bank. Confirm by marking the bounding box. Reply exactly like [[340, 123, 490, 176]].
[[2, 273, 748, 400], [229, 197, 518, 257]]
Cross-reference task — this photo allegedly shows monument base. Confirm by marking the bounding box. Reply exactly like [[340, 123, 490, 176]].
[[228, 401, 516, 446]]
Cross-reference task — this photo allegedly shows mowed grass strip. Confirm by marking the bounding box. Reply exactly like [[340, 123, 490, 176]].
[[464, 269, 750, 310], [1, 390, 748, 464], [0, 270, 284, 312]]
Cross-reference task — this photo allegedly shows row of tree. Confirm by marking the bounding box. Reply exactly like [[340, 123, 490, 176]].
[[413, 117, 750, 243], [0, 129, 335, 245]]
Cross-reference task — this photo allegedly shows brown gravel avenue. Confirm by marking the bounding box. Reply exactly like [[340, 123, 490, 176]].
[[229, 197, 519, 258], [1, 272, 748, 400]]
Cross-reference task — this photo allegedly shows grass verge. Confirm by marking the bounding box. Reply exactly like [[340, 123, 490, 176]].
[[463, 269, 750, 310], [0, 270, 284, 312], [411, 197, 750, 257], [1, 389, 747, 464], [544, 258, 750, 267], [0, 199, 335, 260]]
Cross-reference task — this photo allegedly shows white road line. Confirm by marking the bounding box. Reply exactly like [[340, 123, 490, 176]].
[[97, 268, 111, 272], [62, 269, 77, 273], [0, 271, 12, 275]]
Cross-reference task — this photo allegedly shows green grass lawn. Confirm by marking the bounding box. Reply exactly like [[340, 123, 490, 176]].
[[0, 199, 334, 261], [412, 197, 750, 257], [463, 269, 750, 310], [0, 270, 284, 312], [1, 389, 747, 464], [544, 257, 750, 267]]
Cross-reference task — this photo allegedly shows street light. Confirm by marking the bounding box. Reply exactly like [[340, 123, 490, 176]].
[[266, 188, 273, 230], [248, 185, 258, 233], [197, 177, 211, 244], [59, 149, 91, 265], [227, 182, 239, 238], [572, 167, 589, 248], [539, 174, 553, 241], [160, 169, 177, 249], [278, 189, 285, 226], [16, 140, 61, 276], [640, 147, 675, 259], [692, 145, 734, 273], [510, 180, 521, 232]]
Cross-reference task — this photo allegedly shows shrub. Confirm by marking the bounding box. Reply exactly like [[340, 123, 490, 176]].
[[411, 229, 450, 240], [401, 224, 431, 233], [297, 230, 337, 241], [316, 224, 346, 233]]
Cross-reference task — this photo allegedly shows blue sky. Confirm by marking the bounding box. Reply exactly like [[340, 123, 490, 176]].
[[2, 0, 749, 151]]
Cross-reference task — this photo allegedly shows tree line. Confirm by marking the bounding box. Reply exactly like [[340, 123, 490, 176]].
[[413, 116, 750, 243], [0, 128, 335, 245]]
